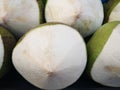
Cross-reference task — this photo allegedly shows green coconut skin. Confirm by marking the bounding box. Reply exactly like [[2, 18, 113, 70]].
[[0, 26, 16, 78], [104, 0, 120, 23], [86, 21, 120, 77]]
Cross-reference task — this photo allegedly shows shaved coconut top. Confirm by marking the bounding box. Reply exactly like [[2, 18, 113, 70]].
[[109, 2, 120, 22], [0, 35, 4, 69], [0, 0, 40, 36], [12, 24, 87, 89], [45, 0, 103, 37], [91, 24, 120, 87]]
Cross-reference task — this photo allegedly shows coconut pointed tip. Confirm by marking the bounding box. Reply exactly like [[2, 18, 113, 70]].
[[47, 71, 55, 77]]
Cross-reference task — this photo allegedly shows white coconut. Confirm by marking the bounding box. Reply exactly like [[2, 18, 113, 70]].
[[45, 0, 104, 37], [12, 24, 87, 89], [91, 24, 120, 87], [0, 35, 4, 69], [0, 0, 42, 37]]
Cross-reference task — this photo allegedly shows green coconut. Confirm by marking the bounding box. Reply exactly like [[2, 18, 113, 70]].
[[0, 26, 16, 78], [12, 23, 87, 89], [87, 21, 120, 87], [105, 0, 120, 22], [0, 0, 44, 37]]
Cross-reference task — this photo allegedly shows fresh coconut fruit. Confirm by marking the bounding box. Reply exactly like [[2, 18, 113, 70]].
[[0, 26, 16, 78], [45, 0, 104, 37], [0, 0, 43, 37], [87, 21, 120, 87], [12, 23, 87, 89], [105, 0, 120, 22]]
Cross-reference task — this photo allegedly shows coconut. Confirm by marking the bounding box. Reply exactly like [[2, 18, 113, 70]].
[[45, 0, 104, 37], [87, 21, 120, 87], [0, 0, 43, 37], [105, 0, 120, 22], [12, 23, 87, 89], [0, 26, 16, 78]]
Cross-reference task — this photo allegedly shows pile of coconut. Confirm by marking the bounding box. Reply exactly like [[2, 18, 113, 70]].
[[0, 0, 120, 89]]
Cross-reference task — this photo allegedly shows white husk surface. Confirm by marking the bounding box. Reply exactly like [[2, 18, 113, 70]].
[[45, 0, 103, 37], [0, 0, 40, 36], [91, 24, 120, 87], [0, 35, 4, 69], [12, 24, 87, 89], [108, 2, 120, 22]]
